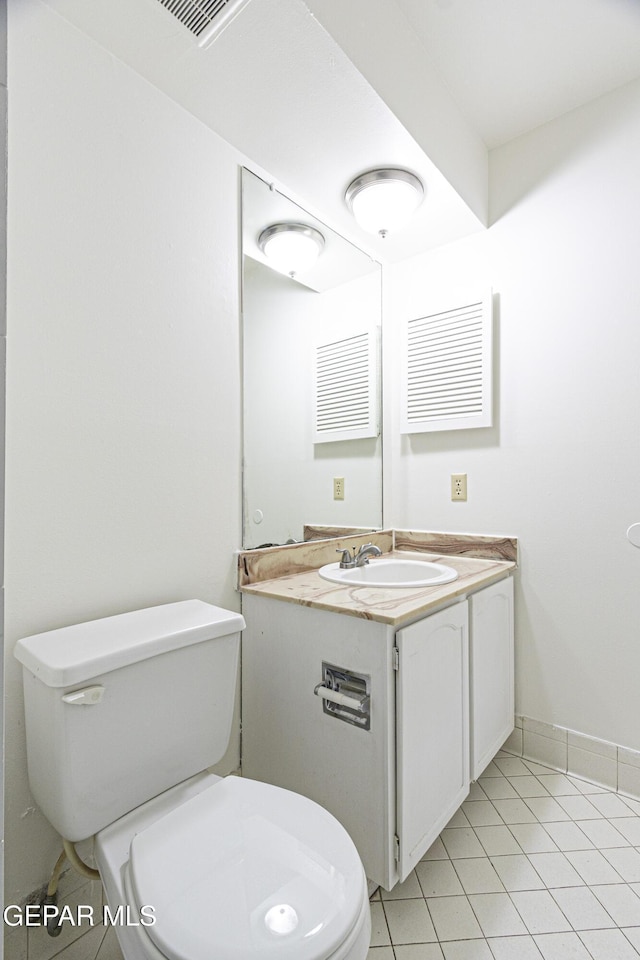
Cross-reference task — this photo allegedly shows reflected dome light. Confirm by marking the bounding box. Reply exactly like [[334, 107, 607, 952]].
[[264, 903, 299, 935], [345, 169, 424, 238], [258, 222, 325, 278]]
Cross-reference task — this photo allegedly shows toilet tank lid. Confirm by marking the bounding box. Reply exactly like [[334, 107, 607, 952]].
[[14, 600, 245, 688]]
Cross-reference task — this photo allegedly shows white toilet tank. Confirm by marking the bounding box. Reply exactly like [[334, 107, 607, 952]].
[[15, 600, 245, 842]]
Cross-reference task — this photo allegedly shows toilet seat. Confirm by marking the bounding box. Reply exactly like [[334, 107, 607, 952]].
[[126, 776, 367, 960]]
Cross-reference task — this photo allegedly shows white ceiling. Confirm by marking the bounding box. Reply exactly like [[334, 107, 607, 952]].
[[393, 0, 640, 149], [38, 0, 640, 261], [40, 0, 485, 261]]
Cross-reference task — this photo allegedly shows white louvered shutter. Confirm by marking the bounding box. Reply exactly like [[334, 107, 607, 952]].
[[401, 292, 493, 434], [313, 331, 380, 444]]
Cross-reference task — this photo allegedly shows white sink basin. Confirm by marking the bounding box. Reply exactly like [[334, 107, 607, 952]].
[[318, 558, 458, 588]]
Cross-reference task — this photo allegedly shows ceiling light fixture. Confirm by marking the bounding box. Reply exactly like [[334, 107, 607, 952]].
[[258, 222, 325, 278], [345, 168, 424, 238]]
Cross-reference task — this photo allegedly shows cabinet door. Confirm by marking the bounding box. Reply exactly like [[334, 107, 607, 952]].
[[469, 577, 514, 780], [396, 601, 469, 881]]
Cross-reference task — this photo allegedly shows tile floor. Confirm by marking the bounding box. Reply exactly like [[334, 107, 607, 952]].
[[12, 749, 640, 959], [369, 751, 640, 960]]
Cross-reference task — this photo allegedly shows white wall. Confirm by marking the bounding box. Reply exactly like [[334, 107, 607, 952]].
[[7, 0, 640, 913], [243, 259, 382, 546], [5, 0, 243, 900], [385, 76, 640, 752]]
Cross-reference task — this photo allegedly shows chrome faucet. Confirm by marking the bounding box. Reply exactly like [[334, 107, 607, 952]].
[[336, 543, 382, 569], [355, 543, 382, 566]]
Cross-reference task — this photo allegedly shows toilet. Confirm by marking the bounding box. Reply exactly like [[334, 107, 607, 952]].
[[15, 600, 371, 960]]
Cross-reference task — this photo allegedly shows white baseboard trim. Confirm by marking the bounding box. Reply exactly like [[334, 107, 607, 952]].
[[501, 715, 640, 801]]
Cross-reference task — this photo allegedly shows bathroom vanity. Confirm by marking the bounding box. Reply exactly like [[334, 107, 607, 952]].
[[240, 542, 515, 891]]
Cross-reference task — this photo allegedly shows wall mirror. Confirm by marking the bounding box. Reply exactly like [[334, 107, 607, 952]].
[[241, 168, 383, 548]]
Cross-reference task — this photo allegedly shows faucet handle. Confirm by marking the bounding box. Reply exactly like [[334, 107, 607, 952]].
[[336, 547, 354, 568]]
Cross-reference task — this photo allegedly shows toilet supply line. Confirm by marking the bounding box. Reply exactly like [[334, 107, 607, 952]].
[[42, 840, 100, 938]]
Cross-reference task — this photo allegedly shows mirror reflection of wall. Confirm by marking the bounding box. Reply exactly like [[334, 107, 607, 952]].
[[242, 169, 383, 548]]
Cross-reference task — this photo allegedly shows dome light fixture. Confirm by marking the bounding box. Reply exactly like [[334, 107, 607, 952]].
[[345, 168, 424, 238], [258, 222, 325, 278]]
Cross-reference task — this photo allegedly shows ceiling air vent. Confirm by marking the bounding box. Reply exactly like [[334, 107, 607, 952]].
[[156, 0, 253, 46]]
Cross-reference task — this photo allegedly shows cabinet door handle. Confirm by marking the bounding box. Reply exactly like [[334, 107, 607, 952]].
[[314, 683, 369, 713]]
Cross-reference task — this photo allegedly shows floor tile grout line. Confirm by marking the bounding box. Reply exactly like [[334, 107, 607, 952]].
[[93, 923, 110, 960], [50, 754, 640, 960], [468, 796, 640, 890], [562, 932, 599, 960], [378, 896, 395, 950], [621, 928, 640, 957], [547, 883, 620, 932], [387, 774, 640, 948]]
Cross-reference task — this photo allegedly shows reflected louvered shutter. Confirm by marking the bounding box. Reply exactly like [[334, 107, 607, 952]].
[[155, 0, 252, 44], [313, 331, 379, 444], [401, 292, 493, 434]]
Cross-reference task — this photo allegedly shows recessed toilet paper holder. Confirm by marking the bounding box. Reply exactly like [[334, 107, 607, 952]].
[[314, 662, 371, 730]]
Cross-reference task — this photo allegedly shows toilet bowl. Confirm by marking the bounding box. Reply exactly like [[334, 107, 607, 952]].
[[15, 601, 371, 960], [96, 772, 371, 960]]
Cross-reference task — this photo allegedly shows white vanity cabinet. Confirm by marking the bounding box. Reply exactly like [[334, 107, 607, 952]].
[[395, 601, 469, 881], [241, 574, 513, 890], [469, 576, 515, 780]]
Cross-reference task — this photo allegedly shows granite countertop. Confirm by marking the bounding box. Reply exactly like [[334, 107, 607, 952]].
[[240, 550, 515, 626]]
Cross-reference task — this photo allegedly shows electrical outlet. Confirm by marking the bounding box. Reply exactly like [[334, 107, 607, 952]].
[[333, 477, 345, 501], [451, 473, 467, 501]]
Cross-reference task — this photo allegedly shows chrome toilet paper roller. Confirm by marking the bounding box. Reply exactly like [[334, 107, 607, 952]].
[[314, 663, 371, 729], [314, 682, 369, 712]]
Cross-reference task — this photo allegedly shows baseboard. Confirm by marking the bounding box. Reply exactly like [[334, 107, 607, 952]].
[[501, 715, 640, 800]]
